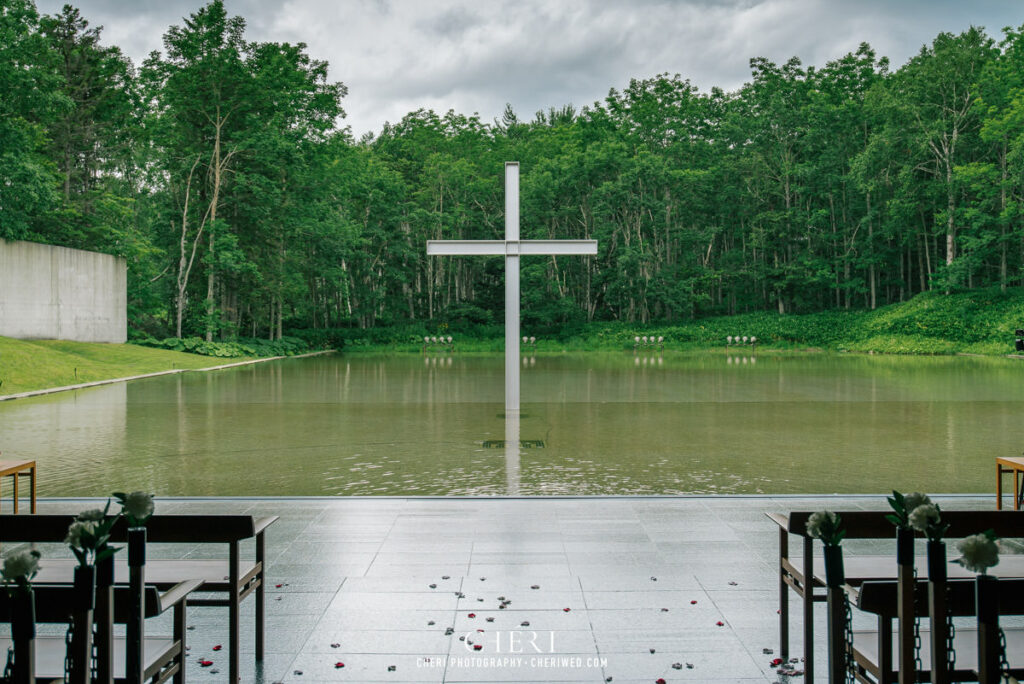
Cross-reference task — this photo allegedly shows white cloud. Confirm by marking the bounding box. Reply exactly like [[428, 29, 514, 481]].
[[34, 0, 1024, 138]]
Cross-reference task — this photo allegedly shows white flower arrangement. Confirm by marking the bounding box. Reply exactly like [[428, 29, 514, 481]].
[[908, 503, 939, 531], [114, 491, 155, 527], [65, 520, 100, 549], [66, 501, 120, 567], [886, 490, 933, 529], [806, 511, 845, 546], [904, 492, 931, 512], [2, 550, 41, 592], [954, 531, 1000, 575], [77, 508, 106, 522], [907, 502, 948, 542]]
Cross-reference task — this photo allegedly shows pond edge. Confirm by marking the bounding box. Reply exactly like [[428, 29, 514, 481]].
[[0, 349, 336, 403]]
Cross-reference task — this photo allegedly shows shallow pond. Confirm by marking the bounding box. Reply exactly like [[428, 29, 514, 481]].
[[2, 351, 1020, 496]]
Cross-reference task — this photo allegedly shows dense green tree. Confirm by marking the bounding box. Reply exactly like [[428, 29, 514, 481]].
[[0, 0, 65, 239], [7, 3, 1024, 338]]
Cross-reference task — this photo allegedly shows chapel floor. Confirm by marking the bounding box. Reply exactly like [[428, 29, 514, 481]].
[[8, 495, 1001, 683]]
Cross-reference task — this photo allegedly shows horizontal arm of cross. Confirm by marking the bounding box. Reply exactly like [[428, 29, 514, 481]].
[[427, 240, 597, 256]]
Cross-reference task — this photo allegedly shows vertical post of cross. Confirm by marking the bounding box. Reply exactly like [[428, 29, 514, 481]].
[[426, 162, 596, 415], [505, 162, 520, 415]]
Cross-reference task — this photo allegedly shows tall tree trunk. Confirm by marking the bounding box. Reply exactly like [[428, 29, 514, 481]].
[[867, 191, 876, 310], [205, 108, 229, 342], [1000, 139, 1008, 291], [175, 158, 204, 338]]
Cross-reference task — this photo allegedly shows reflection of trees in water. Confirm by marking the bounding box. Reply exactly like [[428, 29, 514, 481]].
[[7, 353, 1022, 495]]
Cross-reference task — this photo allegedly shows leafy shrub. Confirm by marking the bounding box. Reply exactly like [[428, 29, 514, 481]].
[[133, 336, 310, 358]]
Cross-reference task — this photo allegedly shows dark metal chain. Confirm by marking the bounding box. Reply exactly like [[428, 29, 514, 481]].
[[90, 619, 99, 682], [945, 580, 956, 672], [64, 618, 74, 683], [999, 627, 1011, 678], [912, 568, 923, 678], [844, 593, 856, 684], [913, 616, 923, 675]]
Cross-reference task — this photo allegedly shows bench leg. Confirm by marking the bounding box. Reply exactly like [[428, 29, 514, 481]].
[[30, 466, 36, 514], [256, 532, 265, 661], [12, 470, 18, 514], [779, 526, 789, 661], [174, 600, 186, 684], [230, 541, 240, 683], [803, 536, 814, 682], [997, 463, 1004, 510], [1011, 466, 1019, 509]]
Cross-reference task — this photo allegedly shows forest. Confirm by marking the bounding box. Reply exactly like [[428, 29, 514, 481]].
[[3, 0, 1024, 342]]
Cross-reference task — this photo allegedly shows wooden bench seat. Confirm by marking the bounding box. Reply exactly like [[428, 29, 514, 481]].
[[769, 509, 1024, 681], [0, 580, 200, 684], [0, 636, 179, 683], [811, 554, 1024, 584], [851, 578, 1024, 684], [34, 557, 261, 594], [852, 628, 1024, 682], [0, 513, 277, 683]]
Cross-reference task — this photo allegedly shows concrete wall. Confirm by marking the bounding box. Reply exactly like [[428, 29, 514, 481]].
[[0, 239, 126, 343]]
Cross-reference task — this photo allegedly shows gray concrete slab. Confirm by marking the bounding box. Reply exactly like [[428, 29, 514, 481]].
[[2, 495, 1004, 683]]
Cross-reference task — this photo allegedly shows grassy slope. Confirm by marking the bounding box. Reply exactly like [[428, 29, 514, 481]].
[[0, 338, 239, 395]]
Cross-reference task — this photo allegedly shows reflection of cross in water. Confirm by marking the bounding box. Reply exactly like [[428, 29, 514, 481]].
[[427, 162, 597, 415], [505, 412, 519, 494]]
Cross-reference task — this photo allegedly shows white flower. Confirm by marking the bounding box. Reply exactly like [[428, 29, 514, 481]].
[[908, 504, 940, 533], [65, 520, 98, 549], [77, 508, 106, 522], [806, 511, 839, 540], [2, 550, 41, 581], [122, 491, 155, 522], [955, 533, 1000, 574], [903, 492, 932, 513]]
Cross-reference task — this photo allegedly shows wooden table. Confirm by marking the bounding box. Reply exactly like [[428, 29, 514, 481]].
[[997, 455, 1024, 510], [0, 459, 36, 514]]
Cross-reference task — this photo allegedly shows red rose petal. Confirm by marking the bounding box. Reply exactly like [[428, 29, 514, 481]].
[[335, 662, 345, 668], [212, 645, 222, 651], [716, 621, 724, 626], [473, 644, 483, 651], [690, 600, 697, 605], [468, 613, 476, 618], [656, 679, 667, 684], [771, 658, 783, 666], [563, 607, 571, 612], [199, 660, 214, 667], [275, 584, 283, 588]]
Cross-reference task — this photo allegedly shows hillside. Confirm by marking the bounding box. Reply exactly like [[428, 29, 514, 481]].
[[0, 338, 233, 396]]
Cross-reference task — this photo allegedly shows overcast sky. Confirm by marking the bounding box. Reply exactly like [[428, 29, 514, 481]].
[[34, 0, 1024, 139]]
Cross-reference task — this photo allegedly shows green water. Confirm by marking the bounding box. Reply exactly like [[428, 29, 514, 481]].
[[2, 352, 1021, 496]]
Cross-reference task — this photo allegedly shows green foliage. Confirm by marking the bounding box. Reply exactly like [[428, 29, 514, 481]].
[[4, 4, 1024, 342], [133, 335, 309, 358], [326, 287, 1024, 356]]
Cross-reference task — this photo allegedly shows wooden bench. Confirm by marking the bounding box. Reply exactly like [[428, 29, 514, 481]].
[[769, 509, 1024, 682], [851, 578, 1024, 683], [0, 513, 277, 684], [0, 458, 36, 514], [0, 579, 201, 683], [997, 456, 1024, 510]]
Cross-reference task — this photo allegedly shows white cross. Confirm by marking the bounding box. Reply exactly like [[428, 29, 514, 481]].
[[427, 162, 597, 414]]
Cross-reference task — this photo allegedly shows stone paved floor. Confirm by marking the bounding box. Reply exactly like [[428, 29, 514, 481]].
[[4, 495, 1002, 683]]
